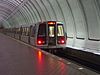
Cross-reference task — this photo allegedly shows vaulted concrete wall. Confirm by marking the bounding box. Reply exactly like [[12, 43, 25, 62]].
[[2, 0, 100, 54]]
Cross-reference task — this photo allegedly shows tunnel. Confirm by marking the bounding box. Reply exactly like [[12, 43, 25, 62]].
[[0, 0, 100, 75], [0, 0, 100, 52]]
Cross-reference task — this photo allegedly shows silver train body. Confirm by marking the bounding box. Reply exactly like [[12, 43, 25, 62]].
[[5, 21, 67, 50]]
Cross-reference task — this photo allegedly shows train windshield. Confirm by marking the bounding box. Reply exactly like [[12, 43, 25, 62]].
[[37, 23, 46, 45], [57, 24, 64, 36], [38, 23, 46, 36], [49, 26, 55, 37]]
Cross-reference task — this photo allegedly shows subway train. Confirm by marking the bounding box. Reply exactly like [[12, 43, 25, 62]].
[[4, 21, 67, 50]]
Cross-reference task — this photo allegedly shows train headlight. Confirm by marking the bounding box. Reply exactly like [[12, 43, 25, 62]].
[[57, 36, 66, 44], [38, 40, 42, 45], [37, 37, 45, 45], [61, 40, 65, 44]]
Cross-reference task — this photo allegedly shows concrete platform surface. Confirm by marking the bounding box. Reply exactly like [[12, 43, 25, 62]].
[[0, 33, 99, 75]]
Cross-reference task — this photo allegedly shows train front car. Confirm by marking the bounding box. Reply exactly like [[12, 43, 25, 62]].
[[36, 21, 66, 50]]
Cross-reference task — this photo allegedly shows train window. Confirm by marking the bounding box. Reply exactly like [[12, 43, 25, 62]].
[[16, 28, 20, 34], [22, 27, 25, 35], [57, 24, 64, 36], [49, 26, 54, 37], [31, 26, 36, 37], [26, 27, 29, 36], [38, 23, 46, 36]]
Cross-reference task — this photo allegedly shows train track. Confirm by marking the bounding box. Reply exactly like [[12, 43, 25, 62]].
[[44, 48, 100, 74]]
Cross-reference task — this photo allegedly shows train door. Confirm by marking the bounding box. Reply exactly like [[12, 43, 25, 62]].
[[48, 21, 56, 46]]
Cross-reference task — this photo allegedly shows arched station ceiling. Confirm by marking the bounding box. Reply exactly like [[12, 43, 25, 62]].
[[0, 0, 100, 52], [0, 0, 24, 24]]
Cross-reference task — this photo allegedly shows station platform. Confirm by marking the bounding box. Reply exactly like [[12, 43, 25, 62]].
[[0, 33, 99, 75]]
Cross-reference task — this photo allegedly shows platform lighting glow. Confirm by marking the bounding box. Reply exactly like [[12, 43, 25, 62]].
[[78, 67, 84, 70], [38, 51, 42, 56], [67, 62, 71, 64], [20, 0, 23, 1], [38, 50, 43, 63]]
